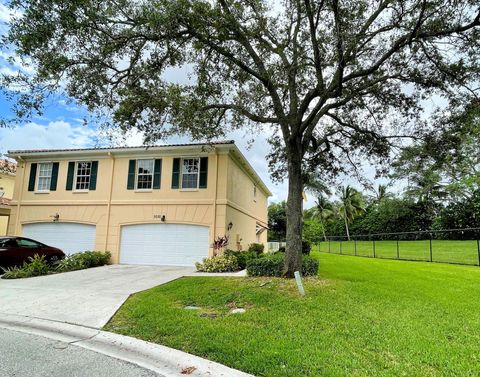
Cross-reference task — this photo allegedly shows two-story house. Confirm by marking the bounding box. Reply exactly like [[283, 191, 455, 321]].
[[7, 141, 271, 266], [0, 159, 17, 235]]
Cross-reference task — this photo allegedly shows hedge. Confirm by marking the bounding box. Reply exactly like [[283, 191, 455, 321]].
[[246, 254, 319, 277]]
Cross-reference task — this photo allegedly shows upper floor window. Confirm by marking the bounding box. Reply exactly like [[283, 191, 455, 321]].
[[127, 159, 161, 191], [37, 163, 53, 191], [137, 159, 154, 190], [181, 158, 200, 189], [75, 161, 92, 190]]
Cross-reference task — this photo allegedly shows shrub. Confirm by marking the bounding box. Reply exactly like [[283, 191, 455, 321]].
[[246, 254, 284, 277], [1, 251, 111, 279], [223, 249, 263, 269], [302, 240, 312, 255], [248, 243, 265, 256], [2, 254, 50, 279], [247, 254, 319, 277], [302, 256, 320, 276], [195, 255, 239, 272], [56, 251, 111, 272], [1, 265, 28, 279], [278, 246, 285, 253]]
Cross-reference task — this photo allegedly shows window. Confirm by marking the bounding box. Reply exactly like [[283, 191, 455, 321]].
[[37, 163, 53, 191], [0, 238, 16, 248], [181, 158, 200, 189], [17, 238, 42, 248], [137, 159, 154, 190], [75, 161, 92, 190]]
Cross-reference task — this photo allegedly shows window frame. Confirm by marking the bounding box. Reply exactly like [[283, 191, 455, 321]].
[[36, 162, 53, 192], [135, 159, 155, 191], [73, 161, 93, 191], [180, 157, 200, 190]]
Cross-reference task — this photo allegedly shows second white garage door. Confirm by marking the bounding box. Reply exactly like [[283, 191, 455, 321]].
[[119, 223, 209, 266], [22, 222, 96, 255]]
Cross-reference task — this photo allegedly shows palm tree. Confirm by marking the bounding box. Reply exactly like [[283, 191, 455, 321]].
[[375, 184, 393, 203], [313, 195, 335, 241], [339, 186, 365, 240]]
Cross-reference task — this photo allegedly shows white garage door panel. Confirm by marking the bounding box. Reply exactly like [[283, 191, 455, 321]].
[[120, 224, 209, 266], [22, 223, 96, 255]]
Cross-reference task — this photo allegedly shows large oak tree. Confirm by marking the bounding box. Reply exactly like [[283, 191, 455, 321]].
[[2, 0, 479, 276]]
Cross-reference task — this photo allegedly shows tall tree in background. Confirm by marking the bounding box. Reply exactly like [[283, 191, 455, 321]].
[[2, 0, 479, 276], [314, 195, 335, 241], [339, 185, 365, 240], [392, 101, 480, 203]]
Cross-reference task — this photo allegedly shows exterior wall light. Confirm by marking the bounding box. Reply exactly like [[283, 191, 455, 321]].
[[227, 222, 233, 231]]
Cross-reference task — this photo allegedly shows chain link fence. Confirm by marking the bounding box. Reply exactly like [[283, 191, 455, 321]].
[[317, 228, 480, 266]]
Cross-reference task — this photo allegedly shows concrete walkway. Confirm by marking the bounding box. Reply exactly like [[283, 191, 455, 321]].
[[0, 265, 193, 328], [0, 313, 253, 377]]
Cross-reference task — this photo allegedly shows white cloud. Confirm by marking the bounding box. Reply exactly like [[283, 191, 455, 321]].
[[0, 120, 95, 154]]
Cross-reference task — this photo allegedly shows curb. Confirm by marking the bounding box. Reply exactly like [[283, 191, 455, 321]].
[[0, 313, 254, 377]]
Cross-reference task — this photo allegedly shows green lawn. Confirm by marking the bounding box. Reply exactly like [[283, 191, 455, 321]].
[[105, 253, 480, 376], [317, 239, 480, 265]]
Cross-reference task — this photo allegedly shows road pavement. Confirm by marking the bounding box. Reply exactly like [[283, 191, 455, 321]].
[[0, 327, 162, 377]]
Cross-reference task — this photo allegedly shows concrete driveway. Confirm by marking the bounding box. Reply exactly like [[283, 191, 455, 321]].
[[0, 265, 193, 328]]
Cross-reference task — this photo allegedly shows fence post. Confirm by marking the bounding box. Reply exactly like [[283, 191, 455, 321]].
[[340, 239, 343, 255], [429, 235, 433, 262], [477, 239, 480, 266], [328, 239, 331, 253], [373, 239, 376, 258], [354, 238, 357, 256], [396, 237, 400, 259]]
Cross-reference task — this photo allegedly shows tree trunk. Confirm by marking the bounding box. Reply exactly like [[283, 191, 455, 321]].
[[343, 208, 350, 241], [322, 223, 327, 242], [284, 149, 303, 278]]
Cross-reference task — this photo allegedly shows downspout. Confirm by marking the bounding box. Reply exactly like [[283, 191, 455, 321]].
[[104, 152, 115, 252], [211, 149, 219, 255], [14, 156, 26, 235]]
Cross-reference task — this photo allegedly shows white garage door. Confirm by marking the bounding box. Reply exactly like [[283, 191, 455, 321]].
[[22, 223, 96, 255], [120, 223, 209, 266]]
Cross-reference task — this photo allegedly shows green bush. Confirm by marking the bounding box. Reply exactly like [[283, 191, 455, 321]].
[[1, 251, 111, 279], [302, 256, 320, 276], [2, 254, 50, 279], [56, 251, 111, 272], [223, 249, 262, 269], [246, 254, 284, 277], [302, 240, 312, 255], [248, 243, 265, 256], [1, 265, 28, 279], [195, 255, 239, 272], [247, 254, 319, 277]]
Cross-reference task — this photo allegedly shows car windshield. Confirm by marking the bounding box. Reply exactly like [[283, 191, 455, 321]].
[[0, 238, 16, 248]]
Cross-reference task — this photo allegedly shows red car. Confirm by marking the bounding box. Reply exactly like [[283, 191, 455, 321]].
[[0, 236, 65, 269]]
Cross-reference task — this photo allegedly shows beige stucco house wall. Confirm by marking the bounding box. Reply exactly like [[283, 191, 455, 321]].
[[7, 141, 270, 265], [0, 160, 16, 235]]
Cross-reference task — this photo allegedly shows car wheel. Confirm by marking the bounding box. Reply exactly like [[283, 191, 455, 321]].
[[47, 256, 59, 266]]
